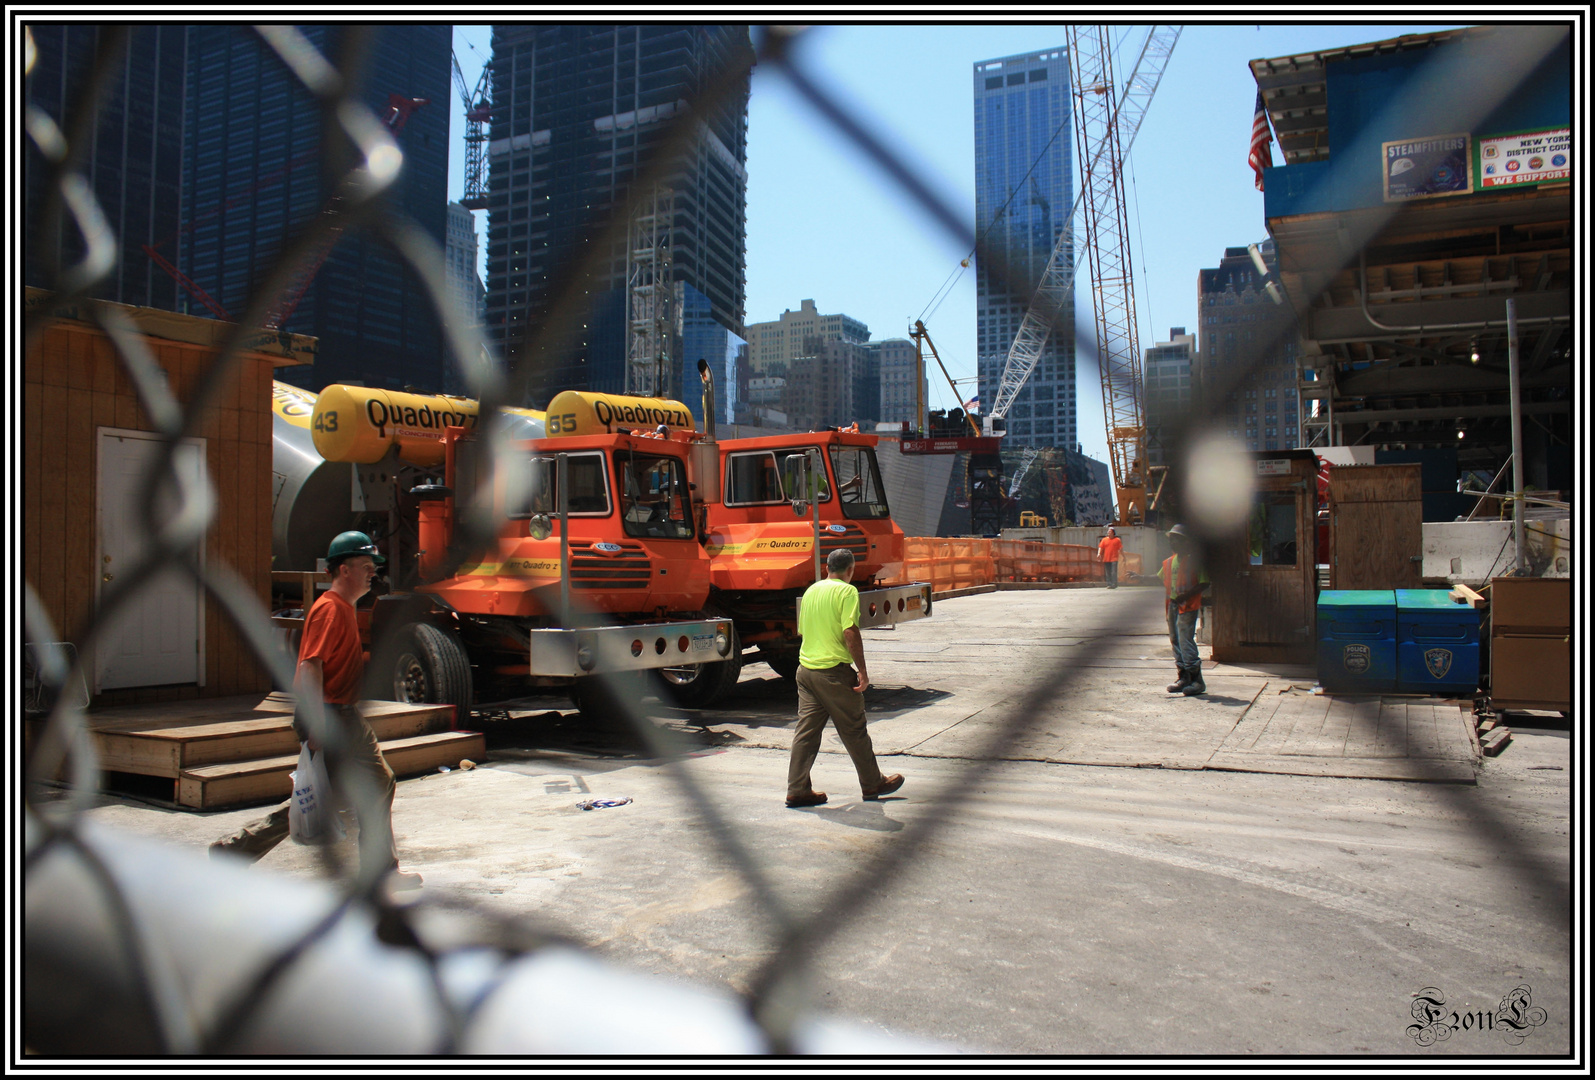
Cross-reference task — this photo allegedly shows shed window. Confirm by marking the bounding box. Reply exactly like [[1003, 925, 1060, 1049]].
[[1249, 492, 1298, 567]]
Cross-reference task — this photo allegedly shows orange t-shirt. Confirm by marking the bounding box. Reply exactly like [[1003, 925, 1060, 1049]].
[[1097, 535, 1123, 563], [298, 591, 364, 704]]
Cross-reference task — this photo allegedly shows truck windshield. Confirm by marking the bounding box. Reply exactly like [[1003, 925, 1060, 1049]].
[[509, 451, 609, 517], [618, 452, 694, 539], [829, 445, 889, 520]]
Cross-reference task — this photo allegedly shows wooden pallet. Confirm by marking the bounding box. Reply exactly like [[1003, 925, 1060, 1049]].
[[177, 730, 487, 809]]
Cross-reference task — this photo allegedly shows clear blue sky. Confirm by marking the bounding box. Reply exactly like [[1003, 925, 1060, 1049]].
[[450, 20, 1466, 462]]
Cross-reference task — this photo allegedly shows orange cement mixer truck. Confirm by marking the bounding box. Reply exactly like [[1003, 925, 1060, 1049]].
[[271, 382, 732, 716]]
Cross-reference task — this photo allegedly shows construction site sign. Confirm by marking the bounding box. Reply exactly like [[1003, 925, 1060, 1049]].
[[1475, 127, 1571, 189], [1382, 134, 1472, 201]]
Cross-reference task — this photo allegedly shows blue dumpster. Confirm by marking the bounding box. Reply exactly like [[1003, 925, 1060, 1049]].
[[1316, 590, 1398, 692], [1395, 589, 1481, 696]]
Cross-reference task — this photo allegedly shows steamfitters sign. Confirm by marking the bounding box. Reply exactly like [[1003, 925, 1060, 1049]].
[[1383, 134, 1472, 201], [1475, 127, 1571, 188]]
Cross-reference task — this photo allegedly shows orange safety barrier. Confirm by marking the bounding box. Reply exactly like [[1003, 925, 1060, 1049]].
[[897, 538, 1141, 590]]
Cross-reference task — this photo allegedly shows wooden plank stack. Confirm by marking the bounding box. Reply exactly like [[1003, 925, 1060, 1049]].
[[83, 693, 485, 809]]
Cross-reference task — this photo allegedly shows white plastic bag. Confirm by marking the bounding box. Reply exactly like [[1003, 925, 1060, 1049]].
[[288, 742, 346, 845]]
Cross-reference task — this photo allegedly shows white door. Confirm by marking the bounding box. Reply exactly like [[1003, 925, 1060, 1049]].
[[96, 429, 206, 691]]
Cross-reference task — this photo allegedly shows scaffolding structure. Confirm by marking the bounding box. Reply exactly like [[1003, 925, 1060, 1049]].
[[626, 183, 677, 399]]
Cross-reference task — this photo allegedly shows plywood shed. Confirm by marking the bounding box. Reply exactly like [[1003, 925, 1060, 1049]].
[[23, 288, 314, 707]]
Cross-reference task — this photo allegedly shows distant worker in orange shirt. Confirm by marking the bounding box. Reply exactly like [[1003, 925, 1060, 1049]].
[[1097, 526, 1124, 590]]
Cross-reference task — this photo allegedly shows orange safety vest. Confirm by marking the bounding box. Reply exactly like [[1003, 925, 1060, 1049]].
[[1159, 554, 1203, 615]]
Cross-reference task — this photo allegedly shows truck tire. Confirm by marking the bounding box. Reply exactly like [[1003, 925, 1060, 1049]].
[[759, 646, 800, 682], [655, 648, 743, 709], [378, 622, 473, 712]]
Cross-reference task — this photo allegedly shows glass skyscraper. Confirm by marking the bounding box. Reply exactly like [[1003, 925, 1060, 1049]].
[[24, 25, 189, 309], [180, 25, 452, 392], [484, 26, 753, 409], [972, 47, 1076, 451]]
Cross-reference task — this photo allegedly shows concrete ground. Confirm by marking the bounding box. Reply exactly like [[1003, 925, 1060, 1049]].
[[74, 584, 1574, 1059]]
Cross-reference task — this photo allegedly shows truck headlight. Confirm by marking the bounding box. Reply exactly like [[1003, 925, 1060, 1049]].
[[715, 626, 731, 656]]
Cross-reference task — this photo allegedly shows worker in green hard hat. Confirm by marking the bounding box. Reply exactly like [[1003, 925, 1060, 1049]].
[[213, 532, 421, 892]]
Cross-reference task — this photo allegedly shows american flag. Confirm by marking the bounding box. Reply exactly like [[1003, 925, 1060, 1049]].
[[963, 395, 980, 414], [1249, 91, 1274, 192]]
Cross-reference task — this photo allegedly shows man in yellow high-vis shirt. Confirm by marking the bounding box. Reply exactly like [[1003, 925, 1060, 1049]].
[[785, 548, 904, 808]]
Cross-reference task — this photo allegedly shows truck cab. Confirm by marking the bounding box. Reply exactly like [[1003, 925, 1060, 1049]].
[[693, 429, 930, 686]]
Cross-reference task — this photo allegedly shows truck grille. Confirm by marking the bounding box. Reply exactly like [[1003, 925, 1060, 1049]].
[[818, 524, 869, 559], [569, 541, 651, 590]]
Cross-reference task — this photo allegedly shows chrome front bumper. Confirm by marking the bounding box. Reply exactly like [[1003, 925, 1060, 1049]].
[[527, 618, 735, 678], [795, 582, 933, 630]]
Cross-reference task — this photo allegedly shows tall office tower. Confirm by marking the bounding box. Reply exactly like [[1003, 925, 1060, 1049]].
[[745, 299, 870, 374], [443, 201, 486, 393], [1142, 328, 1195, 468], [870, 338, 925, 428], [1197, 241, 1302, 452], [23, 25, 189, 309], [485, 26, 753, 410], [972, 47, 1075, 451], [180, 25, 452, 392]]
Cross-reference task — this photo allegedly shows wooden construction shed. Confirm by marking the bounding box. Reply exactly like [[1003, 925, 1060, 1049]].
[[1325, 463, 1424, 591], [23, 289, 314, 707], [1210, 449, 1320, 665]]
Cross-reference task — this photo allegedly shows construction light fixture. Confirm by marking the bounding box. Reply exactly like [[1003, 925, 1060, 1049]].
[[1248, 242, 1270, 277], [1456, 429, 1465, 439], [1264, 281, 1285, 306], [1470, 340, 1480, 363]]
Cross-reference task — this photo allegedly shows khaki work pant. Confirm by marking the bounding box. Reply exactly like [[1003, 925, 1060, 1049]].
[[213, 703, 398, 879], [789, 663, 885, 800]]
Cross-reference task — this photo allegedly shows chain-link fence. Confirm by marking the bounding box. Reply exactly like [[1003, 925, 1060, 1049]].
[[18, 21, 1576, 1060]]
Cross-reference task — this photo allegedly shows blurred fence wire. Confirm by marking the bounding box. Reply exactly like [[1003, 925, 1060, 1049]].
[[17, 19, 1574, 1060]]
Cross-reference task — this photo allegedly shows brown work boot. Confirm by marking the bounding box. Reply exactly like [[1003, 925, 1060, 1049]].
[[209, 806, 290, 863], [386, 869, 424, 891], [1167, 667, 1192, 693], [862, 774, 904, 800], [786, 790, 828, 808]]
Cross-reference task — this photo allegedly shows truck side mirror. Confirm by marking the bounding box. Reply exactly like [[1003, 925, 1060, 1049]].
[[785, 454, 812, 517], [527, 456, 553, 514]]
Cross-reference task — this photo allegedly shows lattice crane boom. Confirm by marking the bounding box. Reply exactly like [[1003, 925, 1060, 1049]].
[[983, 25, 1180, 524], [451, 50, 491, 210]]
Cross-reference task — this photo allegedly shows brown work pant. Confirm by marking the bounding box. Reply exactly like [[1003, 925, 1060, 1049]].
[[213, 703, 398, 879], [789, 664, 885, 800]]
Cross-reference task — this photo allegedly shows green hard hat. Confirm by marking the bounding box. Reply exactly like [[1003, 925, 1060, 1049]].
[[327, 531, 386, 566]]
